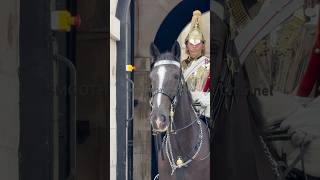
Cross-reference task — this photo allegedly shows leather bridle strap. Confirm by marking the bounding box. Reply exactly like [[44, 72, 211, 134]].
[[154, 134, 165, 161], [176, 168, 185, 180], [152, 88, 175, 102], [153, 60, 180, 68], [151, 59, 182, 104]]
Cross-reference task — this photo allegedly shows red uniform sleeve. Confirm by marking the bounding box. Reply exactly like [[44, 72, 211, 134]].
[[203, 73, 211, 92], [297, 19, 320, 97]]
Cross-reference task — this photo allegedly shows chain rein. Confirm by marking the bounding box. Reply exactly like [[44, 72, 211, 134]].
[[259, 136, 281, 177]]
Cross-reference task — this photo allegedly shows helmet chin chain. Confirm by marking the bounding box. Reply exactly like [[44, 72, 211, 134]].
[[165, 104, 203, 175]]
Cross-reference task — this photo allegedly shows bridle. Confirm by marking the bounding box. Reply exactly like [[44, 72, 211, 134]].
[[149, 59, 184, 134], [149, 60, 201, 134], [149, 59, 209, 176]]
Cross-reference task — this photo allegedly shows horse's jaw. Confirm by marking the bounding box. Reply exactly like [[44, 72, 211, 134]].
[[152, 125, 168, 133]]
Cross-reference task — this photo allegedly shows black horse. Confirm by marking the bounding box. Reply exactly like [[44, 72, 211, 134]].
[[211, 1, 278, 180], [149, 42, 210, 180]]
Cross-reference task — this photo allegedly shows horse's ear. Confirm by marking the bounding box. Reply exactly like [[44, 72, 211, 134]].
[[171, 41, 181, 60], [150, 42, 160, 60]]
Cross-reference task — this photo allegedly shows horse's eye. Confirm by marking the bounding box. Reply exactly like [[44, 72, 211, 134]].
[[174, 74, 179, 79]]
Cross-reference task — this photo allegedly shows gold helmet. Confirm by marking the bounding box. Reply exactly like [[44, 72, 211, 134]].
[[185, 10, 205, 45]]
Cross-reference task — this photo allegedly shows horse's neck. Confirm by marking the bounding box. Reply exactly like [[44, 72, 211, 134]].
[[170, 84, 200, 154], [174, 84, 195, 128]]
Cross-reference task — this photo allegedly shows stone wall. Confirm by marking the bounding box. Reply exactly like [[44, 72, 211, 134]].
[[0, 0, 20, 179]]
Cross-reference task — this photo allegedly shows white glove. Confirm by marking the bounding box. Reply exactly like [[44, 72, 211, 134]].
[[290, 129, 314, 147], [198, 92, 210, 107], [191, 91, 210, 106], [191, 91, 210, 117]]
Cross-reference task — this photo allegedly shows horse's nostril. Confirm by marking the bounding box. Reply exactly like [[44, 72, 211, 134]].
[[150, 113, 169, 132], [153, 114, 167, 128], [160, 114, 166, 122]]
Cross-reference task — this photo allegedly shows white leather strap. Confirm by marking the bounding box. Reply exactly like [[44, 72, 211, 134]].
[[183, 56, 209, 80], [154, 60, 180, 68], [234, 0, 305, 65]]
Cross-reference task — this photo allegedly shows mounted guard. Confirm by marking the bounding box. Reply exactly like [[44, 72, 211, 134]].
[[182, 10, 211, 124]]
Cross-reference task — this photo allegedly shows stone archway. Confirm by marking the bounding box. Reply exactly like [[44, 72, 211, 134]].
[[154, 0, 209, 52]]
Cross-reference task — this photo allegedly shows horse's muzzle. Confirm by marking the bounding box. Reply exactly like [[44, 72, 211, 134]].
[[150, 113, 169, 133]]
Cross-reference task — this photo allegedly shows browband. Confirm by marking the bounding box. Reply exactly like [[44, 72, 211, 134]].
[[153, 60, 181, 68]]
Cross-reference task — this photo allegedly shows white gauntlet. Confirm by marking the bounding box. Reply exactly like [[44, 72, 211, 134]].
[[198, 92, 210, 107], [191, 91, 210, 117]]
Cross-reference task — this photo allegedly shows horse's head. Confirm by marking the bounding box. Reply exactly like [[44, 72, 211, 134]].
[[149, 41, 182, 133]]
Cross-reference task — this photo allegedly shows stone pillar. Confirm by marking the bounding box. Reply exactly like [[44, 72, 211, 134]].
[[110, 0, 120, 179]]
